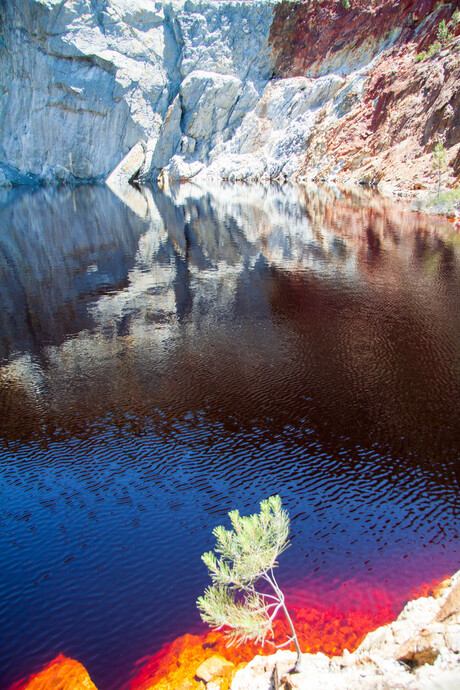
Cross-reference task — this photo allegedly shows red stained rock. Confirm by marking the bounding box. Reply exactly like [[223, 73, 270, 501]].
[[125, 632, 254, 690], [269, 0, 460, 194], [195, 655, 235, 683], [10, 654, 97, 690], [300, 42, 460, 191], [7, 579, 452, 690], [269, 0, 449, 78], [126, 579, 422, 689]]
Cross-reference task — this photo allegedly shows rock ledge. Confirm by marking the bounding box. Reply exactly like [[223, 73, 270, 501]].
[[231, 570, 460, 690]]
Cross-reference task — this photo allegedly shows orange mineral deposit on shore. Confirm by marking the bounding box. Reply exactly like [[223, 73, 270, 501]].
[[9, 653, 97, 690], [10, 576, 450, 690], [127, 576, 448, 690]]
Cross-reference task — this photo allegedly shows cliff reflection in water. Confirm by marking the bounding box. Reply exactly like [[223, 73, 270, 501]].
[[1, 182, 458, 462], [1, 181, 459, 689]]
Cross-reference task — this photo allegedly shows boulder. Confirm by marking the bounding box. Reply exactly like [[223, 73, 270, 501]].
[[106, 142, 149, 217], [397, 624, 447, 666], [195, 654, 234, 683], [106, 141, 146, 187], [231, 651, 297, 690], [152, 95, 183, 170], [436, 576, 460, 624], [164, 156, 204, 181], [180, 71, 243, 142]]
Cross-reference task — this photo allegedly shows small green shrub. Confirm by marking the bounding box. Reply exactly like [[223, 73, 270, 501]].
[[435, 187, 460, 205], [421, 14, 458, 62], [437, 19, 453, 45], [437, 20, 449, 43], [432, 138, 448, 198], [451, 9, 460, 30], [428, 40, 442, 58], [418, 186, 460, 219], [197, 495, 303, 671], [342, 0, 351, 9]]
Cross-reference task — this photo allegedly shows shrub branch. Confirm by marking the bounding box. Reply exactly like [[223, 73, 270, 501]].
[[197, 495, 303, 672]]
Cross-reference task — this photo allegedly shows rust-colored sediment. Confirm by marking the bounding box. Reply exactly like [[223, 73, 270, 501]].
[[269, 0, 443, 78], [9, 653, 97, 690], [269, 0, 460, 191], [125, 576, 448, 690], [10, 577, 450, 690], [305, 46, 460, 188]]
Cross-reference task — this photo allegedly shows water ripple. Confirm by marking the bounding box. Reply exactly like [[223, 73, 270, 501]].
[[1, 183, 460, 689]]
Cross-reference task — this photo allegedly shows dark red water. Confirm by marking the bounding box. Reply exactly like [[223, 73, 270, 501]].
[[0, 183, 459, 689]]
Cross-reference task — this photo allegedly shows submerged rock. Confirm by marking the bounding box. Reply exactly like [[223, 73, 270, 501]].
[[10, 654, 97, 690], [195, 655, 235, 683]]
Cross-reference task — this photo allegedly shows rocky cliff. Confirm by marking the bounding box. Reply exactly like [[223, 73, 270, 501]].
[[1, 0, 459, 196]]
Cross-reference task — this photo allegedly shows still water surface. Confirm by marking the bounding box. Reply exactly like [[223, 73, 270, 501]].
[[0, 183, 459, 689]]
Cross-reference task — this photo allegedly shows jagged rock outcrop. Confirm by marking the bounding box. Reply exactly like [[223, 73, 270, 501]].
[[297, 0, 460, 195], [0, 0, 274, 185], [1, 0, 459, 195]]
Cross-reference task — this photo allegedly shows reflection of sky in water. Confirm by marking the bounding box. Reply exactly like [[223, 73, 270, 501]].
[[0, 183, 459, 689]]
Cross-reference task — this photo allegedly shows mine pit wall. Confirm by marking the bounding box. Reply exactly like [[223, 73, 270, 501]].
[[269, 0, 449, 78], [0, 0, 459, 191]]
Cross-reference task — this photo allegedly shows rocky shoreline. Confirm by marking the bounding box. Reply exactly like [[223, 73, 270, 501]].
[[230, 569, 460, 690], [12, 570, 460, 689], [205, 570, 458, 690]]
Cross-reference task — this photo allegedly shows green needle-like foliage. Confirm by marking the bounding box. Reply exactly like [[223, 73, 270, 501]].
[[201, 495, 290, 588], [433, 139, 448, 199], [198, 585, 273, 646], [197, 495, 303, 671]]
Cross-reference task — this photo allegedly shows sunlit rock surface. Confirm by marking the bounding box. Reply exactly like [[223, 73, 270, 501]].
[[0, 0, 275, 185], [1, 0, 459, 195], [230, 572, 460, 690]]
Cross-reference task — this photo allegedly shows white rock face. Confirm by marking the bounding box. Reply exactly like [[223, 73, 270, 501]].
[[231, 571, 460, 690], [151, 94, 183, 169], [200, 74, 345, 181], [0, 0, 174, 183], [0, 0, 389, 186]]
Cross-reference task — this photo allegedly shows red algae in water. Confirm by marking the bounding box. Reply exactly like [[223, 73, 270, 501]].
[[126, 576, 449, 690]]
